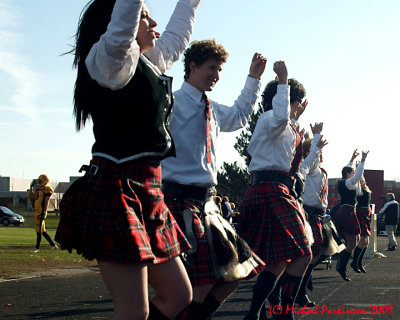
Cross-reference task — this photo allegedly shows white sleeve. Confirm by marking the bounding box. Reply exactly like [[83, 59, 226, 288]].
[[85, 0, 143, 90], [215, 76, 261, 132], [144, 0, 201, 74], [299, 134, 321, 177], [345, 162, 364, 190], [265, 84, 291, 137]]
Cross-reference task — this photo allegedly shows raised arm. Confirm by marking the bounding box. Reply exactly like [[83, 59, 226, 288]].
[[218, 53, 266, 131], [145, 0, 202, 73], [345, 150, 369, 189]]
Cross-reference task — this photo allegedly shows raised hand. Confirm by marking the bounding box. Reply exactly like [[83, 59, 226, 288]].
[[350, 149, 359, 162], [310, 122, 323, 135], [273, 60, 288, 85], [361, 150, 369, 162], [317, 136, 328, 149], [293, 99, 308, 120], [249, 53, 267, 80]]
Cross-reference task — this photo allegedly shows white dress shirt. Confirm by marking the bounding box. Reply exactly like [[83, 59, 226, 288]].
[[85, 0, 201, 90], [344, 161, 364, 196], [248, 84, 296, 173], [162, 78, 261, 187], [301, 135, 328, 210]]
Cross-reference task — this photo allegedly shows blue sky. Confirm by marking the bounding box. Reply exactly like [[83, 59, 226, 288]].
[[1, 0, 400, 183]]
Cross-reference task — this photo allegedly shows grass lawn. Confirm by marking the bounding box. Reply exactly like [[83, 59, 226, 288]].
[[0, 212, 96, 278]]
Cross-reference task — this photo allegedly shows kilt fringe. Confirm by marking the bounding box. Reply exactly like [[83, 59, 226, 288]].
[[204, 201, 263, 282]]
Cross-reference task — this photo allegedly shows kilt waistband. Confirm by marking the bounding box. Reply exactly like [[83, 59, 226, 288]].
[[249, 170, 294, 190], [162, 180, 215, 202], [303, 204, 326, 217], [79, 164, 113, 177]]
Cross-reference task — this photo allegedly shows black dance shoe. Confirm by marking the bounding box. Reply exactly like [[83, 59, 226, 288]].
[[295, 294, 316, 307]]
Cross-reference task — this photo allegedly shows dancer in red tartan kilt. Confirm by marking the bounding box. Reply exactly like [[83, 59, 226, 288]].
[[350, 175, 372, 273], [54, 1, 202, 319], [333, 149, 369, 282], [239, 61, 312, 320], [161, 40, 267, 320], [293, 127, 328, 308]]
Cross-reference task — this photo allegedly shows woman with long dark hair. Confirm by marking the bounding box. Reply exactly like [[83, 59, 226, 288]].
[[55, 1, 201, 319]]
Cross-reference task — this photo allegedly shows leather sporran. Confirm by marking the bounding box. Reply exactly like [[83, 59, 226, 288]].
[[204, 200, 260, 282]]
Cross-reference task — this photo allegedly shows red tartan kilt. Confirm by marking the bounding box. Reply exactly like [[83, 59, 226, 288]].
[[356, 206, 372, 236], [305, 212, 324, 257], [55, 157, 190, 264], [238, 181, 312, 265], [332, 205, 361, 236], [164, 195, 265, 286]]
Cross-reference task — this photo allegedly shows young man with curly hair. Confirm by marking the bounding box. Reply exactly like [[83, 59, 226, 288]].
[[161, 39, 267, 320]]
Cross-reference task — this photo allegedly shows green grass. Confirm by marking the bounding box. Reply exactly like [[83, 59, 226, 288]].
[[0, 216, 96, 278]]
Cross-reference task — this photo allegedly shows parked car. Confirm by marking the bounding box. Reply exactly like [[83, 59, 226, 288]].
[[0, 206, 25, 226]]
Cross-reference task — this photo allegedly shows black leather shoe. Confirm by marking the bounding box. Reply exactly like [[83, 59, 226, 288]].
[[295, 294, 316, 307], [350, 261, 361, 273], [336, 269, 350, 281], [388, 246, 397, 251], [358, 265, 366, 273]]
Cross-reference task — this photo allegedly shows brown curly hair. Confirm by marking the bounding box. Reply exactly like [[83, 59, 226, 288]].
[[183, 39, 229, 81]]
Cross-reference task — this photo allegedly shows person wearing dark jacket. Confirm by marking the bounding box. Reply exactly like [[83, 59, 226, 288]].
[[379, 193, 399, 251]]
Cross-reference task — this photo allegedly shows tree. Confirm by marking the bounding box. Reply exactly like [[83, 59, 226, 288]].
[[234, 103, 263, 166], [217, 161, 249, 205]]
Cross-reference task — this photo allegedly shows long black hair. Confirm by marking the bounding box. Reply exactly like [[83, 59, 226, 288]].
[[73, 0, 116, 130]]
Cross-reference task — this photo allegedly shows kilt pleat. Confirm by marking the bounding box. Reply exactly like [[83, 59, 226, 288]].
[[305, 211, 324, 257], [238, 181, 312, 265], [356, 206, 372, 236], [332, 205, 361, 236], [55, 157, 190, 264]]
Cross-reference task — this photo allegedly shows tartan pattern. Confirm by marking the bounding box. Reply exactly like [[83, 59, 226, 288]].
[[165, 194, 265, 286], [55, 157, 190, 264], [305, 210, 324, 256], [238, 181, 312, 265], [332, 205, 361, 236], [356, 206, 372, 236]]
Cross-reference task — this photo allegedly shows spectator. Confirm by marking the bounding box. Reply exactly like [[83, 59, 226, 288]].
[[379, 193, 399, 251]]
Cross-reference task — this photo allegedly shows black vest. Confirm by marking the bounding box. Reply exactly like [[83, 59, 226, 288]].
[[76, 57, 175, 160], [338, 179, 357, 206], [383, 202, 400, 225], [356, 188, 371, 207]]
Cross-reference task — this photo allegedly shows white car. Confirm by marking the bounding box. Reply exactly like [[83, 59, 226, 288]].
[[0, 206, 25, 226]]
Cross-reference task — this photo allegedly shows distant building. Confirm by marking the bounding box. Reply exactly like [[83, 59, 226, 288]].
[[326, 169, 398, 212], [0, 175, 80, 211]]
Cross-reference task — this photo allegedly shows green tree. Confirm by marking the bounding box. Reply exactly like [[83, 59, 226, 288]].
[[234, 103, 263, 166], [217, 161, 249, 205]]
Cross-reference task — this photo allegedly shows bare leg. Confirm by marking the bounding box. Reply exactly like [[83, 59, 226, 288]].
[[148, 256, 192, 319], [98, 261, 148, 320]]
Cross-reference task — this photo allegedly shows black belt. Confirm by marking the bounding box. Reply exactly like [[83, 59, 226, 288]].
[[249, 170, 294, 190], [303, 204, 326, 217], [162, 180, 215, 202], [79, 164, 113, 177]]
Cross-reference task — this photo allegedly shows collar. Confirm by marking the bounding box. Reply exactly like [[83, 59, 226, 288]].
[[181, 81, 206, 104]]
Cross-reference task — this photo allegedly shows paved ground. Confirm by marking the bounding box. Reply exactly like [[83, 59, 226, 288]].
[[1, 235, 399, 320]]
